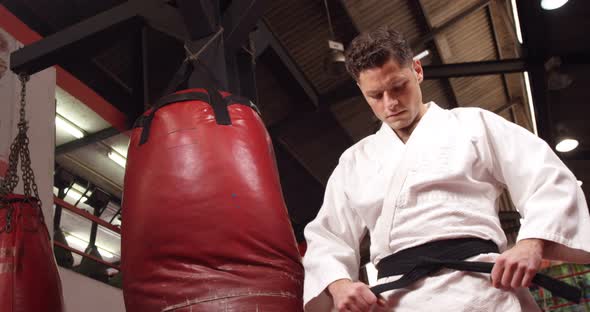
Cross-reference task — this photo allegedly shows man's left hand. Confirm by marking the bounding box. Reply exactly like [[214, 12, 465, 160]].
[[491, 239, 544, 289]]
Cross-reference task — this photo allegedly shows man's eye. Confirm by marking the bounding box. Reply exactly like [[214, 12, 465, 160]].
[[370, 94, 382, 100], [393, 83, 406, 92]]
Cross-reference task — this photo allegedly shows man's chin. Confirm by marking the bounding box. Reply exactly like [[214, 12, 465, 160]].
[[386, 120, 408, 131]]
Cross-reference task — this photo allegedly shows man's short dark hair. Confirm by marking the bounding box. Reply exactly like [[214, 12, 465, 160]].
[[345, 26, 413, 81]]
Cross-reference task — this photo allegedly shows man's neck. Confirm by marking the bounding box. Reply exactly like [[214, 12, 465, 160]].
[[394, 129, 411, 144], [393, 103, 429, 144]]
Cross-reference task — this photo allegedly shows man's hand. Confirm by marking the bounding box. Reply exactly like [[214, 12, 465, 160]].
[[491, 239, 544, 289], [327, 279, 385, 312]]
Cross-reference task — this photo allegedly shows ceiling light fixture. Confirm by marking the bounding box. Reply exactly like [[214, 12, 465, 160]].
[[323, 0, 346, 76], [56, 114, 85, 139], [541, 0, 569, 10], [64, 187, 89, 203], [413, 50, 430, 61], [510, 0, 523, 44], [545, 57, 573, 91], [108, 150, 127, 168], [555, 138, 579, 153], [523, 72, 538, 136]]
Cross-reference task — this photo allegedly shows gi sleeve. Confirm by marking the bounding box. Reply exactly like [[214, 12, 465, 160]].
[[479, 109, 590, 254], [302, 158, 367, 311]]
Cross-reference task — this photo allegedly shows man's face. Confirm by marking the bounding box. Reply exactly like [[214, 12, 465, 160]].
[[357, 58, 425, 133]]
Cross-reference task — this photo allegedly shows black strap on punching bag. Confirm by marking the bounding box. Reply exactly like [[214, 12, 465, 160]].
[[135, 89, 261, 145], [194, 59, 232, 126], [162, 59, 231, 126], [137, 60, 232, 145]]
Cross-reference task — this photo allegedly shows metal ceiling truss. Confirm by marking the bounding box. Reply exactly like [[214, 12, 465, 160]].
[[10, 1, 146, 76], [176, 0, 218, 40], [10, 0, 271, 162], [254, 20, 321, 107], [411, 0, 491, 50], [423, 58, 527, 78], [321, 0, 493, 106], [55, 127, 120, 156], [487, 0, 520, 124], [222, 0, 271, 53], [319, 58, 529, 103], [10, 0, 270, 120], [413, 0, 461, 109]]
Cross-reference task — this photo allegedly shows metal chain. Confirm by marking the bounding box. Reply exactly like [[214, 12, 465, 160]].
[[0, 74, 41, 209]]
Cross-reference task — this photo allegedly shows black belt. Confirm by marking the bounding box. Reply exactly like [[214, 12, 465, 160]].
[[369, 238, 581, 303]]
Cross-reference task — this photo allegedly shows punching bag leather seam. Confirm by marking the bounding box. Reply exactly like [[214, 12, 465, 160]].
[[161, 292, 300, 312]]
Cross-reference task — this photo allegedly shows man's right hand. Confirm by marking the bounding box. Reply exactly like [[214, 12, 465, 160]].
[[327, 279, 385, 312]]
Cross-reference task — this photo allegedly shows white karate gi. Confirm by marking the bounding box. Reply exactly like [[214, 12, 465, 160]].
[[303, 102, 590, 311]]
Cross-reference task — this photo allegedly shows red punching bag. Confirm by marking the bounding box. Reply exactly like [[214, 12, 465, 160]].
[[122, 64, 304, 311], [0, 75, 64, 312], [0, 196, 64, 312]]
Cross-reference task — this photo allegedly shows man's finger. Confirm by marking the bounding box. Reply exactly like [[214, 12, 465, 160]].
[[501, 261, 517, 288], [491, 258, 505, 288], [344, 301, 361, 312], [522, 265, 537, 287], [510, 265, 526, 289], [359, 286, 378, 306], [371, 300, 390, 312], [350, 292, 370, 312]]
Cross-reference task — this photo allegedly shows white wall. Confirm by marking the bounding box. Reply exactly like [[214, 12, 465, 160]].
[[58, 268, 125, 312], [1, 27, 126, 312]]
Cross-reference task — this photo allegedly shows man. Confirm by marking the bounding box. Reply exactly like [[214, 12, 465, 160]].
[[302, 26, 590, 312]]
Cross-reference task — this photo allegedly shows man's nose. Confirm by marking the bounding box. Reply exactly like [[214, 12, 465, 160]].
[[384, 91, 398, 109]]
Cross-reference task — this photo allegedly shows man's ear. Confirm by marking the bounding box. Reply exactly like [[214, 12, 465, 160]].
[[413, 60, 424, 83]]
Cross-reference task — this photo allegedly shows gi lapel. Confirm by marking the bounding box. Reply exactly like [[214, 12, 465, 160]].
[[372, 103, 439, 260]]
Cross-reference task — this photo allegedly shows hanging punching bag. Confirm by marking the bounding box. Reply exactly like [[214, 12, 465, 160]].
[[0, 75, 64, 312], [121, 62, 304, 312], [0, 196, 65, 312]]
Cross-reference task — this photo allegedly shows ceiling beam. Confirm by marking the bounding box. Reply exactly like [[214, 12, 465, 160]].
[[9, 0, 273, 117], [140, 1, 190, 41], [493, 97, 522, 115], [176, 0, 218, 40], [0, 4, 129, 131], [424, 58, 527, 78], [487, 1, 521, 124], [271, 111, 354, 186], [412, 0, 500, 111], [332, 0, 360, 46], [10, 1, 146, 75], [222, 0, 271, 52], [249, 0, 357, 108], [256, 20, 320, 107], [322, 0, 492, 106], [320, 59, 528, 102], [59, 61, 135, 121], [413, 0, 461, 109], [56, 127, 121, 156], [412, 0, 491, 50]]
